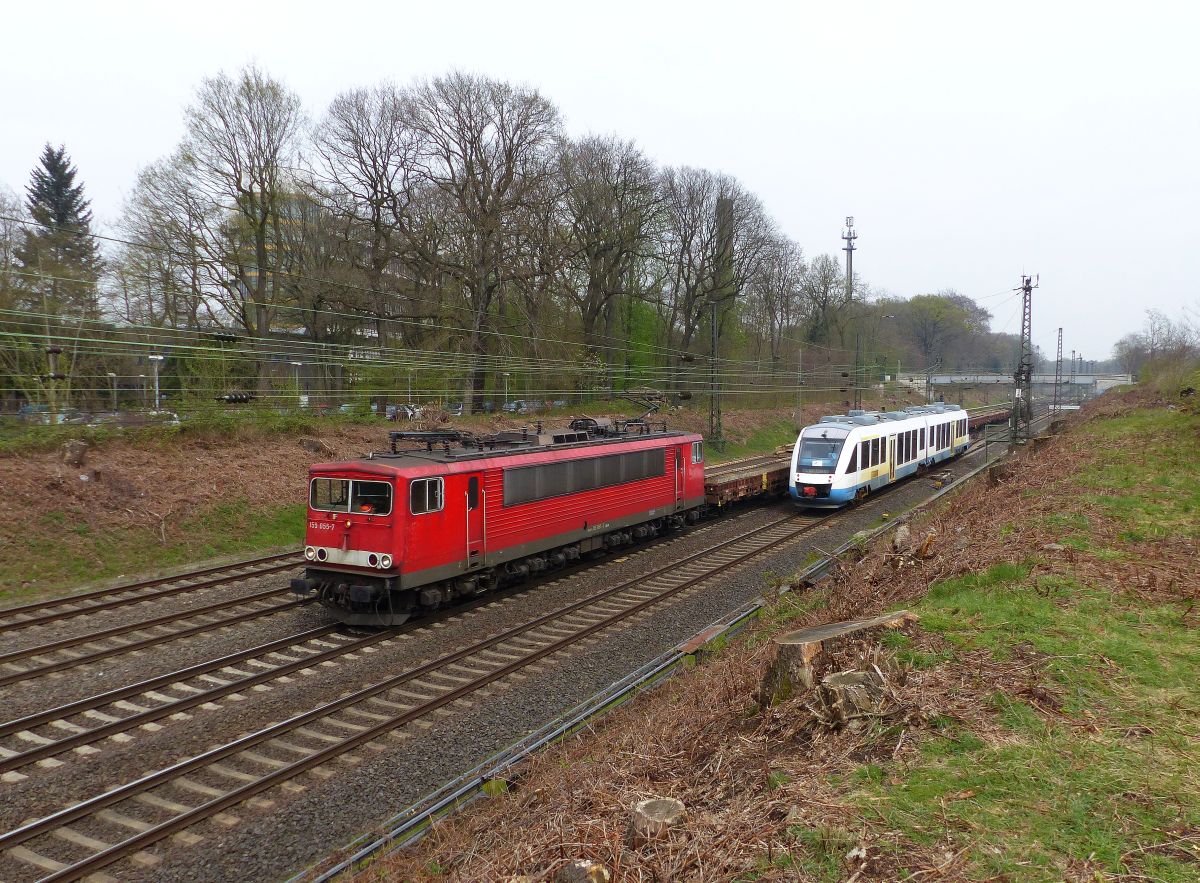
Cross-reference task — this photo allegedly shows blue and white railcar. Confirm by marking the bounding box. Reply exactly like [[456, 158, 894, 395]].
[[789, 405, 971, 507]]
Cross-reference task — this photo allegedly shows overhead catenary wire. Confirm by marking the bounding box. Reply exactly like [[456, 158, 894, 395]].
[[1, 214, 792, 369]]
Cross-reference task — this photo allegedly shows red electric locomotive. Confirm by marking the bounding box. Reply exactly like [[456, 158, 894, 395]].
[[290, 417, 706, 625]]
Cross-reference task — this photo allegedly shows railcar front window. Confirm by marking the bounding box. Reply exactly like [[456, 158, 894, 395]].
[[351, 480, 392, 515], [310, 478, 350, 512], [797, 439, 843, 473]]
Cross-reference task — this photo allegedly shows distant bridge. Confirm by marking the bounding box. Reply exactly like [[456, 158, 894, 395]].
[[898, 373, 1132, 394]]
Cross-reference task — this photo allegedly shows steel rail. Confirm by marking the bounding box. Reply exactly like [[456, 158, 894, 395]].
[[0, 627, 401, 774], [0, 559, 302, 635], [0, 625, 337, 738], [0, 594, 313, 688], [2, 510, 825, 879], [0, 552, 301, 621]]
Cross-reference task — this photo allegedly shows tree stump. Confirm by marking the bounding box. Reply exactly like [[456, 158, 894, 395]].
[[758, 611, 917, 707], [297, 436, 334, 457], [62, 440, 88, 468], [627, 797, 686, 847], [811, 669, 887, 728]]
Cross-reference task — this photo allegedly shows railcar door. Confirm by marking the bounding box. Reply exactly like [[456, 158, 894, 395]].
[[464, 473, 485, 568], [888, 436, 896, 482]]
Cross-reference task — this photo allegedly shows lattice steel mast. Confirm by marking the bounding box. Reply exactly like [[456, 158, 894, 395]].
[[1010, 274, 1038, 444]]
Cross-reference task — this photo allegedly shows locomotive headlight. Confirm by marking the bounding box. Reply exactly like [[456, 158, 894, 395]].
[[304, 546, 317, 561], [380, 554, 393, 569], [367, 553, 379, 567], [315, 548, 328, 562]]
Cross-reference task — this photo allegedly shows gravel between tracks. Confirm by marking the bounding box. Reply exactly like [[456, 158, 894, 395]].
[[0, 575, 325, 723], [94, 451, 995, 883]]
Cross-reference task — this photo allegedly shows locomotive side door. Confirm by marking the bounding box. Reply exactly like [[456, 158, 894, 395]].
[[674, 446, 684, 507], [464, 472, 485, 568]]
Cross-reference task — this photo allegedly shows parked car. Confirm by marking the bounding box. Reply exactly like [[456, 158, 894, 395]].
[[444, 402, 464, 417]]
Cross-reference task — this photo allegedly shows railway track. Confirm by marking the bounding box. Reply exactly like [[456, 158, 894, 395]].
[[0, 587, 313, 689], [0, 553, 303, 634], [0, 508, 826, 882]]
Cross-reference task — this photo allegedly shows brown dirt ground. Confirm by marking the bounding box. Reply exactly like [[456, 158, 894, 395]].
[[356, 388, 1196, 882]]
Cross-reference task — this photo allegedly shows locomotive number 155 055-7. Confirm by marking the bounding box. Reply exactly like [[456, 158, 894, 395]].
[[308, 521, 335, 531]]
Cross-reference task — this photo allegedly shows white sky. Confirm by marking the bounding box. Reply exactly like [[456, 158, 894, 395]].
[[3, 0, 1197, 361]]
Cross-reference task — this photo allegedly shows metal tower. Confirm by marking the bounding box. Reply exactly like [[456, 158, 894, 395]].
[[843, 218, 859, 408], [1051, 328, 1063, 415], [1010, 274, 1037, 444]]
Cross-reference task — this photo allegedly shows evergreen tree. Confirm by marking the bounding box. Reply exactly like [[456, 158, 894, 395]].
[[15, 143, 102, 316]]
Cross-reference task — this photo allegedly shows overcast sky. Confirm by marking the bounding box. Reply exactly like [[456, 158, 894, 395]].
[[3, 0, 1196, 361]]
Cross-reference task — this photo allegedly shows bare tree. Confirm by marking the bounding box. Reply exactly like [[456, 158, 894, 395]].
[[181, 64, 304, 388], [311, 84, 421, 348], [657, 167, 772, 356], [800, 253, 847, 344], [390, 72, 563, 408], [557, 135, 662, 370], [746, 235, 806, 366]]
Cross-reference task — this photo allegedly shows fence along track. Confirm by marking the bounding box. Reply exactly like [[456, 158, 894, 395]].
[[0, 553, 302, 628], [0, 509, 825, 882]]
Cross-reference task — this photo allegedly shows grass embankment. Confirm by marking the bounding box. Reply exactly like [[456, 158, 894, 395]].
[[369, 396, 1199, 882], [708, 419, 800, 464], [0, 407, 375, 456], [1, 502, 307, 605]]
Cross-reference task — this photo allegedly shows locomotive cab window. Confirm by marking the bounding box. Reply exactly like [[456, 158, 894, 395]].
[[351, 481, 392, 515], [410, 477, 444, 515], [310, 478, 350, 512], [310, 478, 391, 515], [797, 437, 843, 472], [691, 441, 703, 464]]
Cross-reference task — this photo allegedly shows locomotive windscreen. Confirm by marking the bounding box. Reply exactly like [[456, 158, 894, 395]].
[[310, 478, 393, 516], [797, 438, 844, 473]]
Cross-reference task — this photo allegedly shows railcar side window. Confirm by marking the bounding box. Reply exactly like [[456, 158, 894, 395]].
[[920, 428, 925, 448], [504, 449, 666, 507], [692, 441, 703, 464], [310, 478, 350, 512], [410, 477, 444, 515], [845, 447, 857, 472]]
